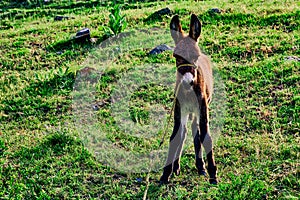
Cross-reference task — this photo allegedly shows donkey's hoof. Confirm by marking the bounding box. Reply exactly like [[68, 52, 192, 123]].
[[173, 168, 180, 176], [159, 180, 169, 185], [198, 170, 206, 176], [159, 177, 170, 185], [173, 159, 180, 176], [159, 174, 170, 185], [209, 178, 218, 185]]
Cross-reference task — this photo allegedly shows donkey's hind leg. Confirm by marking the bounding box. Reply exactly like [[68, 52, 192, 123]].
[[201, 133, 217, 184], [192, 117, 206, 176], [200, 98, 218, 184]]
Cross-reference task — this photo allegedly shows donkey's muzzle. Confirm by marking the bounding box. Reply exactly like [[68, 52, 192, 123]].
[[181, 72, 194, 89]]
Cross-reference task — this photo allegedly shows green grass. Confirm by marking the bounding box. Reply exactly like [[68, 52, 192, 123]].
[[0, 0, 299, 199]]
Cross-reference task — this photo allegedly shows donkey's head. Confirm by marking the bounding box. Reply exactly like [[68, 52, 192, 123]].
[[170, 14, 202, 90]]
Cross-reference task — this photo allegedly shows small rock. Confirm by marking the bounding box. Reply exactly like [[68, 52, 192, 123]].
[[56, 51, 63, 55], [148, 44, 173, 55], [146, 7, 172, 21], [209, 8, 222, 14], [75, 28, 91, 40], [284, 56, 300, 62], [92, 105, 99, 111], [54, 16, 74, 21], [155, 7, 172, 16], [136, 177, 143, 183]]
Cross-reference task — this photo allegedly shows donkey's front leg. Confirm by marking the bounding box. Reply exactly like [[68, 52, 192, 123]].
[[192, 117, 206, 176], [172, 114, 188, 176], [200, 98, 218, 184], [160, 101, 186, 183]]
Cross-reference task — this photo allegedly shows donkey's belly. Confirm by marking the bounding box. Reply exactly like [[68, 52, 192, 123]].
[[181, 103, 199, 116], [179, 89, 199, 116]]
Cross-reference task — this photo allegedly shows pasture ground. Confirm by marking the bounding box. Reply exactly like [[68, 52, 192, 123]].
[[0, 0, 299, 199]]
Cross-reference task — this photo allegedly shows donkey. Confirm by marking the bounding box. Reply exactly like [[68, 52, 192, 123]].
[[160, 14, 217, 184]]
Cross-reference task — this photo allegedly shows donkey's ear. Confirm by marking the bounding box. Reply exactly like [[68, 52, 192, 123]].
[[189, 14, 201, 41], [170, 15, 184, 44]]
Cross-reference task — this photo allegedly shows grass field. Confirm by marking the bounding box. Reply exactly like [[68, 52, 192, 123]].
[[0, 0, 299, 199]]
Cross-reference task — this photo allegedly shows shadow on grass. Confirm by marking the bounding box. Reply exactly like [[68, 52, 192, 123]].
[[199, 10, 299, 32], [142, 9, 299, 33], [46, 37, 100, 52], [0, 0, 160, 10], [1, 67, 74, 122], [0, 1, 107, 20], [2, 35, 112, 122], [2, 131, 107, 198], [11, 131, 83, 164], [0, 0, 159, 19], [0, 0, 107, 10]]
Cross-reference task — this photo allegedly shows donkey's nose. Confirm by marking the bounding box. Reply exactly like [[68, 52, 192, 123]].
[[182, 72, 194, 86]]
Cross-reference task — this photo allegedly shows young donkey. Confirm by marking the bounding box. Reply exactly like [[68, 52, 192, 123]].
[[160, 14, 218, 184]]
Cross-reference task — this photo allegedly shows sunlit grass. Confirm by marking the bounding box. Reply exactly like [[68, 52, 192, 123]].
[[0, 0, 299, 199]]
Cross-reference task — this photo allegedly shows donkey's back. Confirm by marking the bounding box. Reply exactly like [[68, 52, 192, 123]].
[[196, 53, 213, 103]]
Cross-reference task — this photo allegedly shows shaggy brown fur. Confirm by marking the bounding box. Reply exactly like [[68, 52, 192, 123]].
[[160, 14, 218, 184]]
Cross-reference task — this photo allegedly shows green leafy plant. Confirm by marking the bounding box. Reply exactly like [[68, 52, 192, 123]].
[[104, 4, 127, 37]]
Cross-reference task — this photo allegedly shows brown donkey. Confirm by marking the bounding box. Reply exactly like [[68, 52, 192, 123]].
[[160, 14, 217, 184]]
